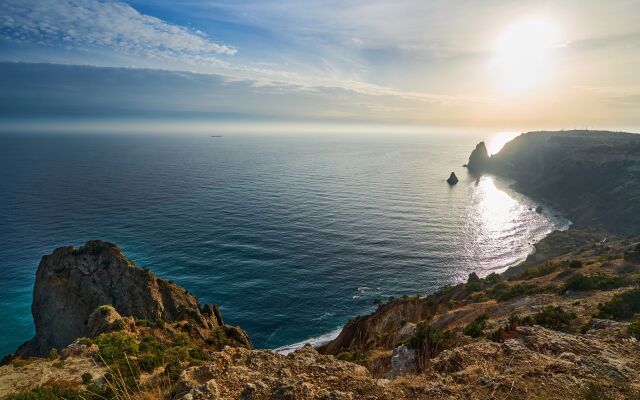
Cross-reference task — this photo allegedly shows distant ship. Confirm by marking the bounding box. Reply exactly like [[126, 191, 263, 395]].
[[211, 135, 222, 138]]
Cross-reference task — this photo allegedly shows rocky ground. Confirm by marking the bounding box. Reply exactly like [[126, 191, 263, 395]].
[[2, 232, 640, 399]]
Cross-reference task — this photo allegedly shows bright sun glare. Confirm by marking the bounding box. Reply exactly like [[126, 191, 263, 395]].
[[493, 19, 559, 92]]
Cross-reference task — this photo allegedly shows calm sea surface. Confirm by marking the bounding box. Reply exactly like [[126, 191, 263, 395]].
[[0, 132, 569, 357]]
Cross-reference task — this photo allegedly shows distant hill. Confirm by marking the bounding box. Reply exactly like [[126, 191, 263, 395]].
[[467, 130, 640, 235]]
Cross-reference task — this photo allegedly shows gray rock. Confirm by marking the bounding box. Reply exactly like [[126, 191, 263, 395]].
[[391, 344, 417, 375]]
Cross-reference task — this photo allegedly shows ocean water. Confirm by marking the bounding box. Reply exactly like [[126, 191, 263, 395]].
[[0, 132, 569, 357]]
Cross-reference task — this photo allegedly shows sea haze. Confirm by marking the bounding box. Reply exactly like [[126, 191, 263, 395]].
[[0, 132, 569, 357]]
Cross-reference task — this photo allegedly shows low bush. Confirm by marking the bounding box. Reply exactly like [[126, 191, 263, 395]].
[[406, 322, 454, 359], [520, 263, 561, 280], [533, 306, 576, 330], [581, 382, 612, 400], [483, 272, 502, 285], [628, 316, 640, 340], [597, 288, 640, 320], [489, 283, 554, 302], [8, 386, 83, 400], [624, 244, 640, 262], [562, 274, 629, 292], [336, 349, 367, 364], [205, 328, 238, 351], [81, 372, 92, 385], [93, 332, 139, 364], [462, 315, 488, 338], [569, 260, 583, 269]]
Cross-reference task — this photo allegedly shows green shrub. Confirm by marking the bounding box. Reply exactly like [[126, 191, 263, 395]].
[[483, 272, 502, 285], [486, 327, 505, 343], [406, 322, 454, 359], [581, 382, 612, 400], [8, 387, 83, 400], [533, 306, 576, 330], [81, 372, 92, 384], [48, 348, 59, 360], [520, 263, 561, 280], [336, 349, 367, 363], [463, 315, 488, 338], [569, 260, 583, 269], [205, 328, 237, 350], [465, 281, 483, 293], [467, 291, 490, 303], [508, 314, 533, 328], [628, 316, 640, 340], [94, 332, 139, 363], [489, 283, 553, 302], [624, 244, 640, 262], [597, 288, 640, 320], [562, 274, 629, 292]]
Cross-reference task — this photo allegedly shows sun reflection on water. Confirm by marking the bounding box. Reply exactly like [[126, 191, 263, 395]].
[[476, 176, 520, 233]]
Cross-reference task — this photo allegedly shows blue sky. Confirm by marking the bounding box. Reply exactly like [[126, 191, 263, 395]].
[[1, 0, 640, 129]]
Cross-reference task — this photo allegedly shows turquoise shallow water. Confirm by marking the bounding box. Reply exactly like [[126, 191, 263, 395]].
[[0, 132, 568, 357]]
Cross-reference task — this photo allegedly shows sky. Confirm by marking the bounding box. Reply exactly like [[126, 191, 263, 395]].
[[1, 0, 640, 131]]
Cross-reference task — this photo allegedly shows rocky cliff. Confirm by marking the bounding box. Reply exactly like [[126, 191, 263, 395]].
[[4, 235, 640, 399], [466, 130, 640, 235], [13, 240, 250, 358]]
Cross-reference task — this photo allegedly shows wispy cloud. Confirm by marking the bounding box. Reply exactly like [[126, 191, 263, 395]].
[[0, 0, 237, 63]]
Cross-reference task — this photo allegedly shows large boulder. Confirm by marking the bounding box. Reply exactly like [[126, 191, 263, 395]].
[[14, 240, 250, 357]]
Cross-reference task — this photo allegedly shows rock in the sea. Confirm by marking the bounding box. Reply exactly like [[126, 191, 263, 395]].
[[14, 240, 251, 357], [535, 206, 543, 214], [466, 142, 490, 172], [446, 172, 459, 185]]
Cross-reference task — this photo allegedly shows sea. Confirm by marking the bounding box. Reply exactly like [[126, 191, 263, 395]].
[[0, 131, 570, 357]]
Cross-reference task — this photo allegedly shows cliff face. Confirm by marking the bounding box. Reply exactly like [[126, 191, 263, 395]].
[[14, 240, 250, 357], [466, 130, 640, 235]]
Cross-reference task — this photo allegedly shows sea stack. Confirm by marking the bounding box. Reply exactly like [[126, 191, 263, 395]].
[[447, 172, 459, 185], [466, 141, 490, 173]]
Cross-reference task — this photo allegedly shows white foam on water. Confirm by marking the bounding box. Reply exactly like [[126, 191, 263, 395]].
[[274, 327, 343, 355]]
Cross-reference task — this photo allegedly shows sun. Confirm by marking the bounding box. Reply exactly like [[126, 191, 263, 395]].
[[492, 18, 559, 92]]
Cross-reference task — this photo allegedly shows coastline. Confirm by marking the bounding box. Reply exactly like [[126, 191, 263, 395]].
[[275, 180, 573, 354]]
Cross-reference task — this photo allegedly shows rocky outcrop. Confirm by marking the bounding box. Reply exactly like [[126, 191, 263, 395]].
[[446, 172, 458, 185], [467, 130, 640, 235], [465, 141, 490, 172], [13, 240, 250, 357]]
